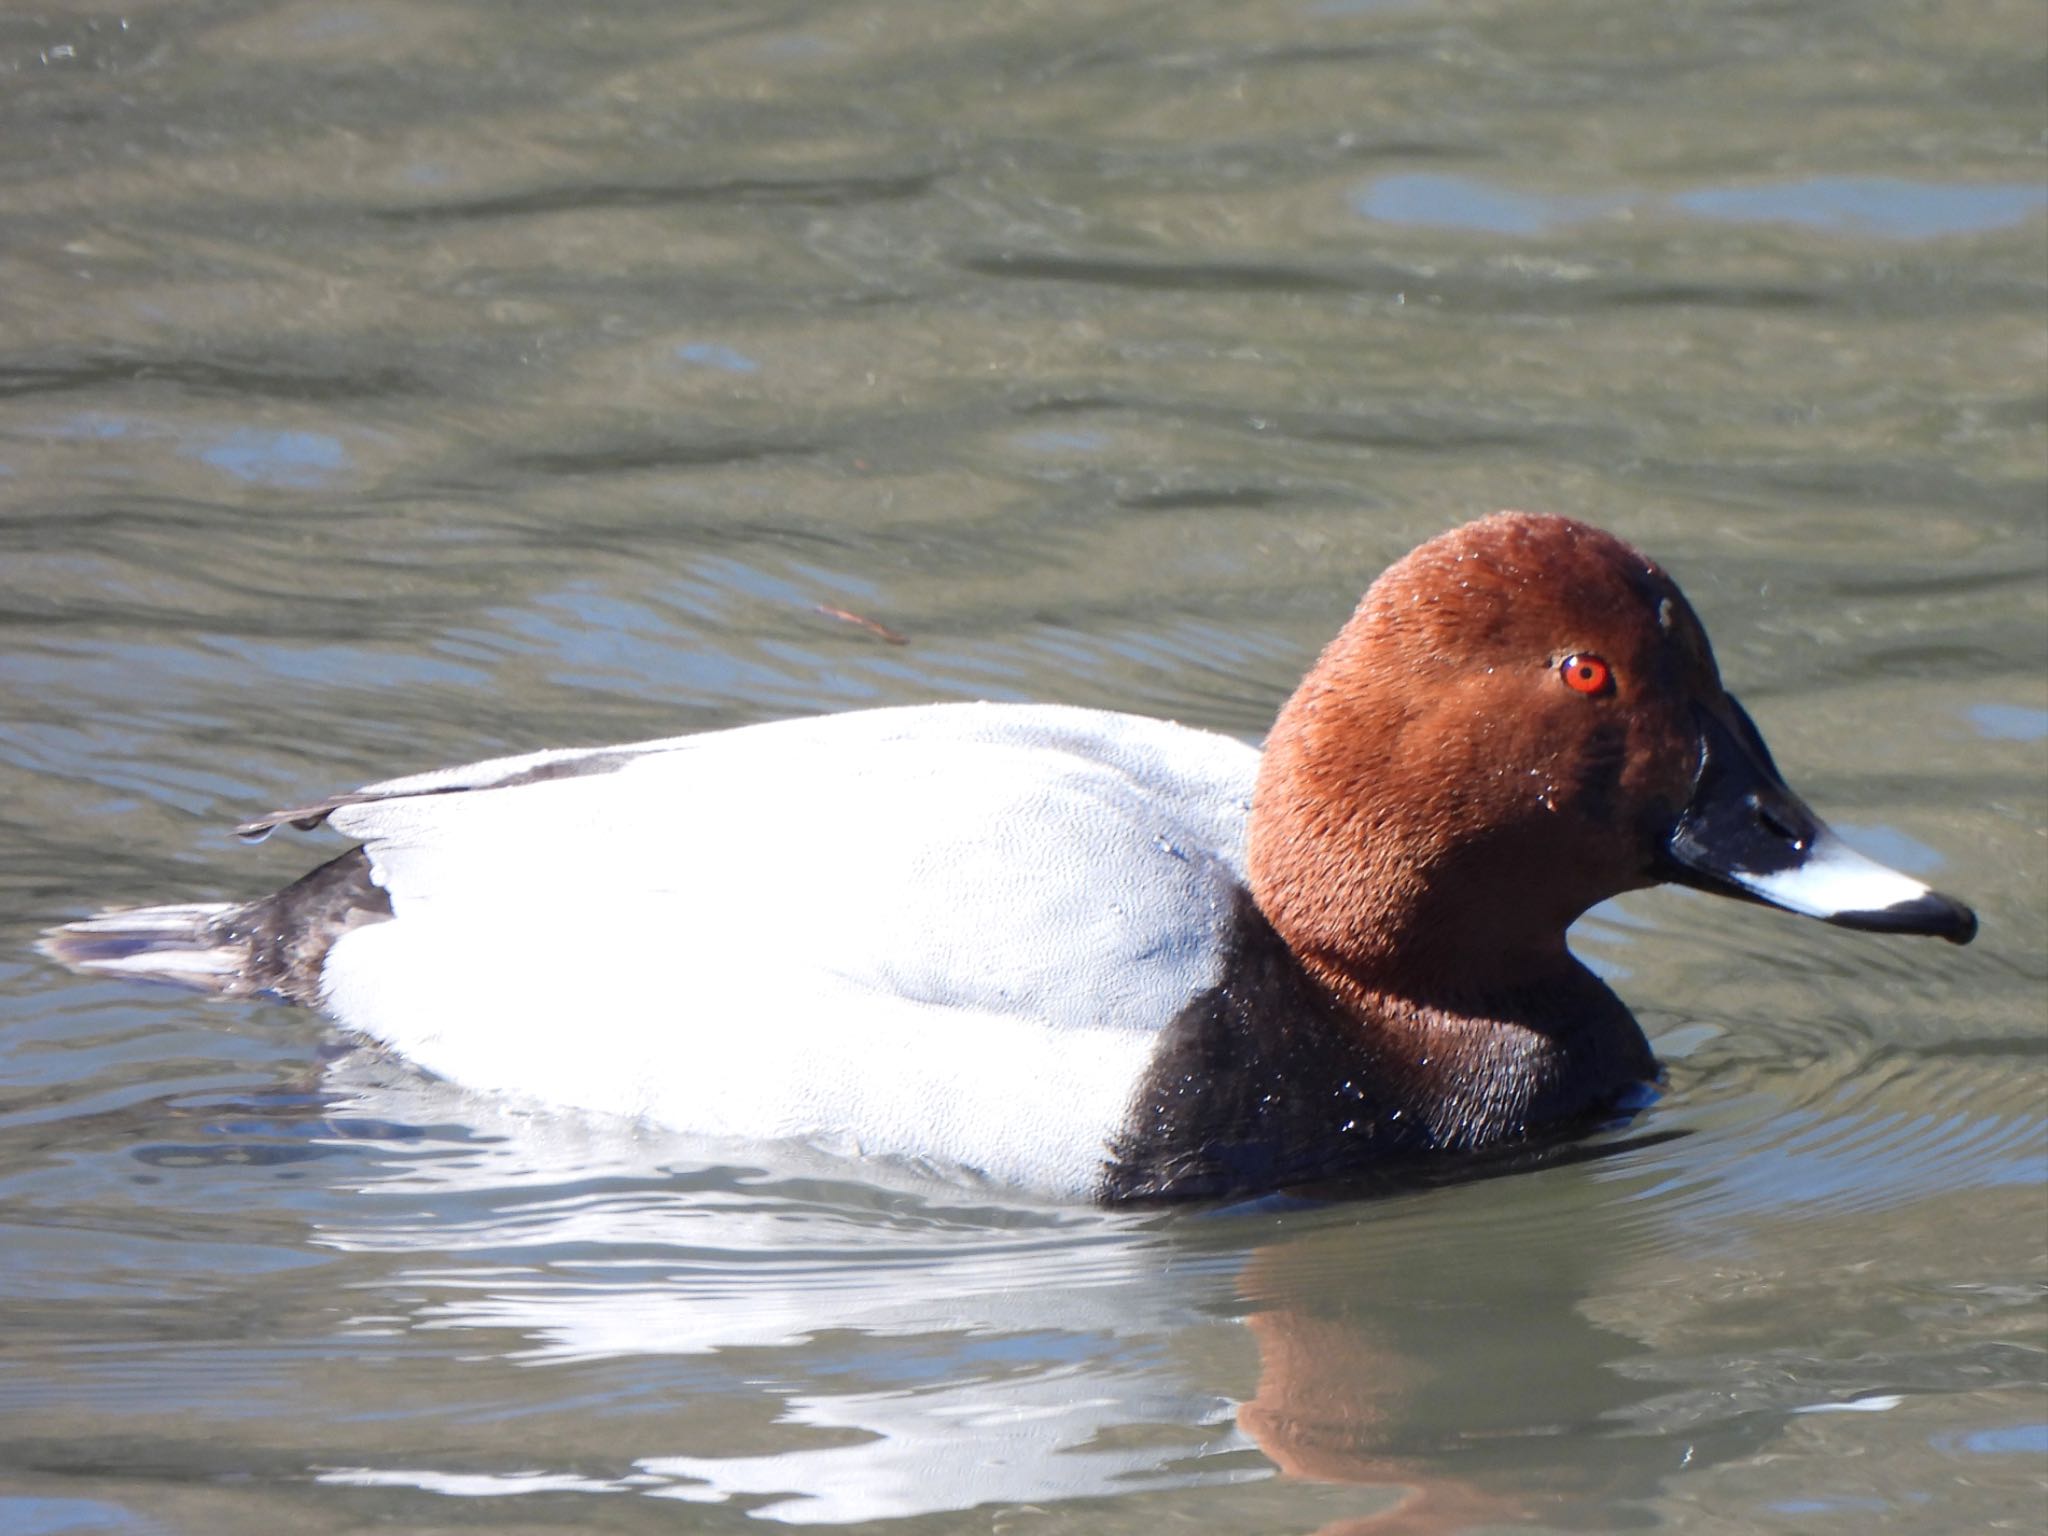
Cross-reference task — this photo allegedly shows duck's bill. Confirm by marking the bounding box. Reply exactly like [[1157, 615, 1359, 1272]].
[[1662, 698, 1977, 945]]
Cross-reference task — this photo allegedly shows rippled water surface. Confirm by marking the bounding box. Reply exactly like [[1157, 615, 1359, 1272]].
[[3, 1, 2044, 1532]]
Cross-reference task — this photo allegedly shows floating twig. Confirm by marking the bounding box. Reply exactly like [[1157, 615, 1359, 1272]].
[[813, 603, 909, 645]]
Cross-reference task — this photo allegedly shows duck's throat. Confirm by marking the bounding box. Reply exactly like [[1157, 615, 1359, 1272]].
[[1097, 888, 1656, 1203], [1333, 974, 1655, 1148]]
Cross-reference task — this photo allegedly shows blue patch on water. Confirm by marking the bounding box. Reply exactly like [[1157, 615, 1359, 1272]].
[[1966, 702, 2048, 742], [44, 411, 136, 440], [1769, 1496, 1891, 1515], [37, 414, 353, 490], [1672, 178, 2048, 240], [676, 342, 762, 374], [0, 1497, 162, 1534], [1351, 173, 1612, 235], [1012, 428, 1109, 453], [1938, 1422, 2048, 1457], [196, 428, 349, 488], [1972, 1152, 2048, 1189], [1351, 174, 2048, 242]]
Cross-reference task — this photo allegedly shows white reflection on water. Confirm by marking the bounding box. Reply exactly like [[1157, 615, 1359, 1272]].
[[308, 1060, 1266, 1522]]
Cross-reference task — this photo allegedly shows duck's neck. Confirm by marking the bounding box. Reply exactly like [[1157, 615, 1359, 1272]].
[[1246, 815, 1656, 1143], [1099, 890, 1654, 1203], [1317, 964, 1655, 1150], [1242, 660, 1658, 1138]]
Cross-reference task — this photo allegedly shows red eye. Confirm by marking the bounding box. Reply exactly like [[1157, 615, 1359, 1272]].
[[1560, 653, 1612, 695]]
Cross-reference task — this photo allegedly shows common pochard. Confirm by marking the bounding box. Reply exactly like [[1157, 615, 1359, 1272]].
[[41, 513, 1976, 1201]]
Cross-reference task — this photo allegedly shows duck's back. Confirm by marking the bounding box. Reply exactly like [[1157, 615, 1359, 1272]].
[[312, 703, 1258, 1193]]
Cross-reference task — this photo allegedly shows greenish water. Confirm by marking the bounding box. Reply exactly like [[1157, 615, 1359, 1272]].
[[2, 1, 2042, 1532]]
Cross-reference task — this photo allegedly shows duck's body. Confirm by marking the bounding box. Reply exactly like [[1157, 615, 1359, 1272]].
[[297, 703, 1264, 1198], [42, 514, 1976, 1202]]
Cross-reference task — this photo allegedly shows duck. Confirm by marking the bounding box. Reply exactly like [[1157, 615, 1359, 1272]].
[[39, 512, 1976, 1202]]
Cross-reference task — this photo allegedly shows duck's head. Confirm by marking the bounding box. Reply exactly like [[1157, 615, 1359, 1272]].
[[1249, 512, 1975, 999]]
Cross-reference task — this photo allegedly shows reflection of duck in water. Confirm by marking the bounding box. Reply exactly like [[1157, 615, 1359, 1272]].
[[45, 514, 1973, 1201], [1230, 1178, 1780, 1536], [294, 1081, 1772, 1528]]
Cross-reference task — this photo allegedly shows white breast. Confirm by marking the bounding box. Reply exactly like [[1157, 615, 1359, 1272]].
[[317, 703, 1260, 1197]]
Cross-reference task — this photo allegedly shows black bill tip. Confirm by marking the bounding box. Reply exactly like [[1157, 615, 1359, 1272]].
[[1822, 888, 1977, 946]]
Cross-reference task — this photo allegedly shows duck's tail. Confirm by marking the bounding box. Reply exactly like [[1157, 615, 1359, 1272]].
[[38, 902, 253, 995], [38, 846, 392, 1006]]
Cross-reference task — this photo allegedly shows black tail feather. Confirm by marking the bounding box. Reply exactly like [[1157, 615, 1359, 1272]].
[[40, 846, 392, 1005]]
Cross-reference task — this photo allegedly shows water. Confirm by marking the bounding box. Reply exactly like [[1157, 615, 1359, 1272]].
[[3, 0, 2043, 1531]]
